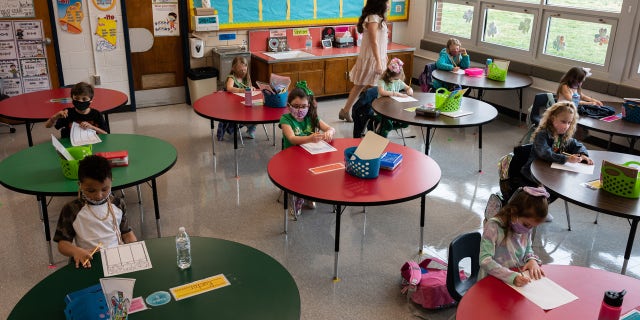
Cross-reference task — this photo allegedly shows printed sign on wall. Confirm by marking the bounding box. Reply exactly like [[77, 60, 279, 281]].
[[152, 1, 179, 37], [0, 0, 35, 18], [0, 20, 50, 96], [58, 0, 84, 34], [95, 15, 117, 51]]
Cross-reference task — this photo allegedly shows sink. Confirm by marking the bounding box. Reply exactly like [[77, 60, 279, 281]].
[[263, 50, 315, 60]]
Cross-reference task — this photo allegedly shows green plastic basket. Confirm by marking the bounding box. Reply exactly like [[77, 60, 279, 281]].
[[487, 62, 507, 82], [601, 160, 640, 199], [59, 145, 93, 180], [434, 88, 461, 112]]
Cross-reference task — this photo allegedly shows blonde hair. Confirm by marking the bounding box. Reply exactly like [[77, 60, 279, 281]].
[[446, 38, 461, 51], [230, 56, 251, 86], [531, 102, 579, 143]]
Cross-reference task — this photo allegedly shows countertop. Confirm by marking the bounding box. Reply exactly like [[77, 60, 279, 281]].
[[251, 42, 415, 63]]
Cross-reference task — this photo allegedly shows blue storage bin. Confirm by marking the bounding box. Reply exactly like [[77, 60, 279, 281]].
[[344, 146, 381, 179], [263, 90, 288, 108]]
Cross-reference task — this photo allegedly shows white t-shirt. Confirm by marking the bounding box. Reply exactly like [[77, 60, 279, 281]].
[[72, 202, 123, 249]]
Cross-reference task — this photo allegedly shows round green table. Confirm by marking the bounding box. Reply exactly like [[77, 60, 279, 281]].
[[0, 134, 177, 265], [8, 237, 301, 319]]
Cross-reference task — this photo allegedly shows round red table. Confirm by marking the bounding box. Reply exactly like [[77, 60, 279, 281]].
[[267, 138, 441, 280], [193, 91, 288, 177], [0, 87, 128, 146], [457, 265, 640, 320]]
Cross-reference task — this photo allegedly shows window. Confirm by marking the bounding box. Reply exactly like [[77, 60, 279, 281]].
[[482, 7, 535, 51], [432, 0, 474, 39], [546, 0, 623, 13], [543, 15, 614, 66]]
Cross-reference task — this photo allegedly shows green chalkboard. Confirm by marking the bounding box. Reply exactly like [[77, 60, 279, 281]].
[[189, 0, 408, 30]]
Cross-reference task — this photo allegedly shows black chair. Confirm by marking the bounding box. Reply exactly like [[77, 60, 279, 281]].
[[521, 93, 555, 144], [446, 231, 481, 302]]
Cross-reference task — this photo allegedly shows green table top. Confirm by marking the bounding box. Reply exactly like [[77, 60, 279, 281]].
[[0, 134, 177, 196], [8, 237, 301, 319]]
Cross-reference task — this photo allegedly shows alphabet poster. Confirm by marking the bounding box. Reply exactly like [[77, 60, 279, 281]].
[[0, 0, 35, 18], [152, 1, 179, 37], [0, 20, 50, 96]]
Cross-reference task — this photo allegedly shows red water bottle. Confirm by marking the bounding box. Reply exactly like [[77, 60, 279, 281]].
[[244, 87, 252, 107], [597, 289, 625, 320]]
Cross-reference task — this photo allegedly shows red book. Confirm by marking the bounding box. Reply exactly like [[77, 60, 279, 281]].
[[95, 150, 129, 167]]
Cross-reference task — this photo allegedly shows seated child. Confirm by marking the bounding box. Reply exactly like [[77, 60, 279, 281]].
[[45, 82, 108, 138], [376, 57, 411, 137], [557, 67, 603, 106], [219, 56, 257, 140], [432, 38, 470, 90], [279, 82, 335, 218], [54, 155, 137, 268], [479, 186, 549, 287]]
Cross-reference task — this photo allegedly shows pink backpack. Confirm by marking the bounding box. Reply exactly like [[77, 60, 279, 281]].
[[400, 257, 464, 309]]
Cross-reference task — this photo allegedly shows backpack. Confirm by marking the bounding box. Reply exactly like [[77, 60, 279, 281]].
[[577, 104, 616, 119], [419, 63, 437, 93], [400, 257, 464, 309]]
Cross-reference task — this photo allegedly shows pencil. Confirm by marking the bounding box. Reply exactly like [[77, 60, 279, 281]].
[[561, 152, 573, 157], [82, 242, 102, 267]]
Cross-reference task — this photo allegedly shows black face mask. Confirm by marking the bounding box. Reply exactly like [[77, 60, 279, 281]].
[[73, 100, 91, 111]]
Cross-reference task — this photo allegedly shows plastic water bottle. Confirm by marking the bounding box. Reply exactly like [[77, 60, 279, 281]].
[[176, 227, 191, 269], [244, 87, 252, 107], [305, 35, 312, 50], [572, 92, 580, 108], [485, 58, 492, 75], [597, 290, 625, 320]]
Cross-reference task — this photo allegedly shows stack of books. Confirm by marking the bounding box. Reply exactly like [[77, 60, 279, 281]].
[[380, 152, 403, 171]]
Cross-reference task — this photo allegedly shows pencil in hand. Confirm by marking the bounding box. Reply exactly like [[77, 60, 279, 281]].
[[82, 242, 102, 267]]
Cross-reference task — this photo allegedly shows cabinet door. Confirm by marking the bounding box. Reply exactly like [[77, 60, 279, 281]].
[[299, 69, 324, 96], [346, 57, 357, 92], [324, 59, 349, 95]]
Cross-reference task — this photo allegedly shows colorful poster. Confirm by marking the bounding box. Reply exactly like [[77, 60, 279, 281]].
[[1, 78, 22, 96], [14, 20, 43, 40], [57, 0, 84, 34], [17, 40, 45, 58], [0, 59, 19, 78], [152, 2, 179, 37], [22, 75, 50, 93], [0, 0, 35, 18], [19, 58, 47, 77], [0, 21, 14, 41], [95, 15, 117, 51], [0, 41, 17, 60]]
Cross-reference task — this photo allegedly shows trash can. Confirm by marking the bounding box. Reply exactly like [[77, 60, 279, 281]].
[[187, 67, 218, 105]]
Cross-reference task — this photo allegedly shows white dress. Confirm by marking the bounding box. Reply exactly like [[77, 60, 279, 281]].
[[349, 14, 388, 86]]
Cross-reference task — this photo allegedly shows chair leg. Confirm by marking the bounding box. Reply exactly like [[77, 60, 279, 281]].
[[594, 212, 600, 224], [238, 125, 244, 146], [262, 124, 269, 141], [399, 128, 406, 146], [564, 200, 571, 231]]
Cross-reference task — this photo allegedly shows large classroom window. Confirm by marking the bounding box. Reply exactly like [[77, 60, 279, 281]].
[[426, 0, 636, 85]]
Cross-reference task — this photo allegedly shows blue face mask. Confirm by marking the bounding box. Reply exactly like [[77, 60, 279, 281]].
[[510, 220, 533, 234]]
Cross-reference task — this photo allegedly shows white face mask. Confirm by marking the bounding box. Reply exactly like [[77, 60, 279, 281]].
[[82, 191, 111, 205]]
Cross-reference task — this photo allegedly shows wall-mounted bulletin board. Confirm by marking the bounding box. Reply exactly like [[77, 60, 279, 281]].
[[188, 0, 409, 30]]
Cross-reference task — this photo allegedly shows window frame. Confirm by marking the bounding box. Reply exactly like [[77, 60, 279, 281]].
[[477, 3, 540, 56], [430, 0, 478, 40]]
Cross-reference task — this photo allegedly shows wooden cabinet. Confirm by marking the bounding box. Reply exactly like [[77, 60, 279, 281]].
[[251, 50, 413, 97]]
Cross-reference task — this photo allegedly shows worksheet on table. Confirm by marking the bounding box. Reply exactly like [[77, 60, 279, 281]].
[[101, 241, 152, 277]]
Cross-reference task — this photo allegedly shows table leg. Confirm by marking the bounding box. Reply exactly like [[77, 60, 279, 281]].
[[607, 134, 612, 150], [283, 191, 289, 233], [518, 88, 524, 125], [104, 113, 110, 132], [136, 185, 144, 224], [38, 195, 54, 266], [628, 137, 636, 153], [334, 204, 343, 281], [272, 124, 276, 147], [621, 218, 639, 275], [151, 179, 161, 238], [234, 123, 239, 177], [478, 125, 483, 172], [25, 121, 33, 147], [419, 195, 425, 254], [210, 120, 216, 155], [477, 89, 485, 101], [425, 127, 431, 156]]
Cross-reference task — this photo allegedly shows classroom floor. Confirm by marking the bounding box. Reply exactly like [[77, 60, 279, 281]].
[[1, 94, 639, 320]]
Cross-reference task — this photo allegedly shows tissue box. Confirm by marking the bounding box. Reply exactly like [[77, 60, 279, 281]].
[[95, 150, 129, 167], [380, 152, 403, 170]]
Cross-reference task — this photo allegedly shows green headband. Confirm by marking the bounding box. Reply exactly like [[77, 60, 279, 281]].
[[295, 80, 314, 96]]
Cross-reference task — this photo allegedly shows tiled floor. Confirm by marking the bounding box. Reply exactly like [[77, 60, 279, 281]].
[[1, 94, 639, 319]]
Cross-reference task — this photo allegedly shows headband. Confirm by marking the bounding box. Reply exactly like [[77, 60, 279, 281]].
[[581, 67, 592, 78], [295, 80, 314, 96], [522, 186, 550, 199], [388, 57, 404, 74]]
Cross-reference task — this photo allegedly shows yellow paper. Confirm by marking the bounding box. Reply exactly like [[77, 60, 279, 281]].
[[170, 274, 231, 301], [96, 17, 117, 46], [404, 107, 419, 112], [292, 28, 309, 36]]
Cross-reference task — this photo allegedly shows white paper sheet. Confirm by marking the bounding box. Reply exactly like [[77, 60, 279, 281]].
[[233, 90, 261, 97], [300, 140, 337, 155], [70, 122, 102, 146], [441, 110, 473, 118], [551, 162, 595, 174], [51, 134, 74, 160], [453, 69, 466, 75], [391, 95, 418, 102], [508, 276, 578, 310], [101, 241, 152, 277]]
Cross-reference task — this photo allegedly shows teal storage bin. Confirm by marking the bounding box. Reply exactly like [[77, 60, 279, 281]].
[[263, 90, 288, 108], [344, 146, 381, 179]]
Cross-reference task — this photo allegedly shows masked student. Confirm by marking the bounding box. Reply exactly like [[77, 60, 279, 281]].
[[45, 82, 108, 138]]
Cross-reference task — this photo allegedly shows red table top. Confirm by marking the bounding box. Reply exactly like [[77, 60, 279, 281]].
[[457, 265, 640, 320], [193, 91, 288, 123], [267, 138, 441, 205], [0, 88, 128, 121]]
